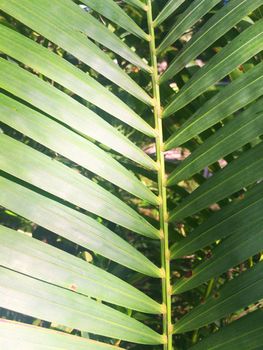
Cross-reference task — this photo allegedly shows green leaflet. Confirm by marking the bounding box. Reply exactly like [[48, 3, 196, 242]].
[[41, 0, 150, 71], [0, 59, 157, 169], [153, 0, 185, 27], [0, 267, 164, 345], [0, 176, 162, 278], [190, 310, 263, 350], [0, 95, 158, 205], [165, 62, 263, 149], [171, 183, 263, 259], [0, 134, 159, 239], [161, 0, 263, 85], [173, 262, 263, 333], [168, 100, 263, 186], [0, 320, 122, 350], [0, 225, 162, 314], [0, 0, 153, 105], [81, 0, 149, 40], [0, 25, 155, 137], [157, 0, 221, 54], [172, 211, 263, 293], [0, 24, 153, 139], [164, 19, 263, 115], [169, 142, 263, 222]]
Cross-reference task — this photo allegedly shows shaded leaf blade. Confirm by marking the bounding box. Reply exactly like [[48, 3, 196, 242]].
[[165, 62, 263, 149], [173, 262, 263, 333], [169, 142, 263, 222]]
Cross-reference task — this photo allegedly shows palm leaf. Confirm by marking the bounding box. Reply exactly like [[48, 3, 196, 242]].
[[157, 0, 221, 54], [168, 100, 263, 186], [0, 24, 153, 138], [165, 62, 263, 148], [161, 0, 263, 84], [0, 267, 164, 344], [169, 142, 263, 222], [189, 310, 263, 350], [0, 0, 262, 348], [173, 262, 263, 333], [0, 0, 152, 104], [81, 0, 149, 40], [164, 19, 263, 114], [0, 177, 161, 278], [171, 183, 263, 259], [0, 225, 162, 314]]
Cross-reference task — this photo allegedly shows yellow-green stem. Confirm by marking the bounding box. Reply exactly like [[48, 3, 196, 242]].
[[146, 2, 172, 349]]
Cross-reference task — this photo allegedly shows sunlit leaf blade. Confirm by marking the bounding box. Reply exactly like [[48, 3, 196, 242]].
[[81, 0, 149, 41], [165, 62, 263, 149], [169, 142, 263, 222], [0, 96, 158, 205], [0, 0, 153, 105], [0, 319, 122, 350], [172, 212, 263, 294], [164, 19, 263, 114], [123, 0, 147, 11], [0, 39, 153, 140], [0, 24, 153, 139], [0, 59, 157, 168], [161, 0, 263, 85], [0, 176, 162, 278], [189, 310, 263, 350], [154, 0, 185, 27], [0, 267, 164, 345], [157, 0, 221, 54], [173, 262, 263, 333], [41, 0, 150, 71], [168, 100, 263, 186], [171, 183, 263, 259], [0, 225, 162, 314], [0, 134, 159, 239]]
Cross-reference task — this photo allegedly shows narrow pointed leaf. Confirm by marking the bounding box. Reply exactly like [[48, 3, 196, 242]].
[[0, 267, 164, 345], [171, 183, 263, 259], [0, 176, 162, 278], [81, 0, 149, 41], [0, 134, 160, 239], [0, 24, 152, 139], [0, 96, 158, 205], [168, 100, 263, 186], [165, 62, 263, 149], [190, 310, 263, 350], [154, 0, 185, 27], [157, 0, 221, 54], [173, 262, 263, 333], [0, 225, 162, 314], [41, 0, 150, 71], [164, 19, 263, 114], [0, 59, 157, 168], [0, 26, 155, 138], [161, 0, 263, 84], [173, 213, 263, 293], [0, 320, 122, 350], [169, 142, 263, 222], [0, 0, 153, 105]]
